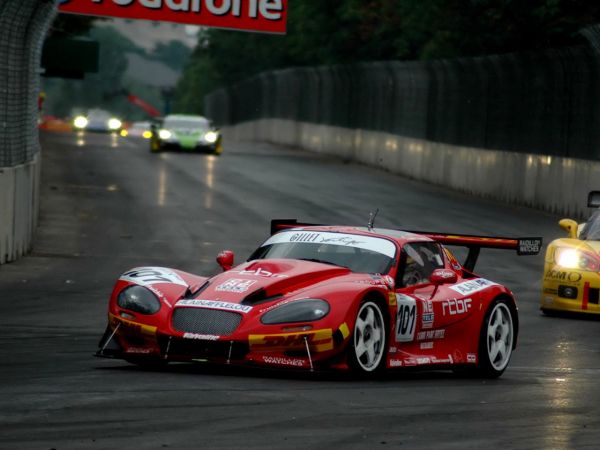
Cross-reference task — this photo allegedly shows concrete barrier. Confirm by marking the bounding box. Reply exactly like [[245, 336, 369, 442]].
[[224, 119, 598, 219], [0, 154, 40, 264]]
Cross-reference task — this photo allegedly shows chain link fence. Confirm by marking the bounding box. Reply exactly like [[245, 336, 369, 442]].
[[0, 0, 56, 167], [206, 44, 600, 161]]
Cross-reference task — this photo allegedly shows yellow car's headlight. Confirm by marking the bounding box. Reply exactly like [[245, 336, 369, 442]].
[[554, 247, 600, 271]]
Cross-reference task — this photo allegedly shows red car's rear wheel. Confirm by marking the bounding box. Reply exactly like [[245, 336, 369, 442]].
[[477, 299, 515, 378]]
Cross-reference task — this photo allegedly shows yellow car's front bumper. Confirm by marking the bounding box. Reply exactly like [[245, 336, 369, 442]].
[[540, 265, 600, 315]]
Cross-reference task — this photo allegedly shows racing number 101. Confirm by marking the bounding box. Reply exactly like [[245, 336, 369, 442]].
[[398, 305, 415, 335], [395, 295, 417, 342]]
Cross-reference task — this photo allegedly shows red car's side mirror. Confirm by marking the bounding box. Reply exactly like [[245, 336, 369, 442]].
[[430, 268, 458, 285], [216, 250, 235, 271]]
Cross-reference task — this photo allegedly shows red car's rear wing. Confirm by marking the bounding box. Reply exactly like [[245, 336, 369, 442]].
[[270, 219, 542, 272], [407, 232, 542, 255], [405, 231, 542, 271], [271, 219, 322, 235]]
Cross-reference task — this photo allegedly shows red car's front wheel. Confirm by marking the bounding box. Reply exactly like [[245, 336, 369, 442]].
[[348, 300, 387, 374]]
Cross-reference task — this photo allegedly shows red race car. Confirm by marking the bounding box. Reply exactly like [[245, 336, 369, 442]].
[[97, 220, 541, 378]]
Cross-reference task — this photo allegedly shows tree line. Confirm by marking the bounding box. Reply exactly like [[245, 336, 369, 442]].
[[174, 0, 600, 115]]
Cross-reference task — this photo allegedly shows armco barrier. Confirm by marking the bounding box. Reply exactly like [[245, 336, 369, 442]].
[[206, 42, 600, 219], [223, 119, 598, 219], [0, 155, 40, 264], [206, 47, 600, 161]]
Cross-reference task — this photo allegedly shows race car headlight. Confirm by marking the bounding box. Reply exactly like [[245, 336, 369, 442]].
[[142, 130, 152, 139], [117, 285, 161, 315], [108, 118, 122, 130], [204, 131, 218, 143], [261, 299, 330, 325], [73, 116, 88, 129], [555, 247, 600, 271], [159, 129, 172, 140]]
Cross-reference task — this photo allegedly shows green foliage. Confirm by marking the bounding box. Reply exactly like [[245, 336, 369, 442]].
[[173, 52, 220, 115], [396, 0, 600, 59], [175, 0, 600, 113], [150, 41, 192, 71]]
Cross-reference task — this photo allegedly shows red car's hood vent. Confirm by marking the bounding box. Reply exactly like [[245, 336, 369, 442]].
[[241, 290, 284, 306], [201, 259, 350, 304]]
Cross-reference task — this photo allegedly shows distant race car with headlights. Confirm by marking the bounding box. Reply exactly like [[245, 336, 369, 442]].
[[97, 220, 541, 377], [121, 121, 153, 139], [541, 191, 600, 315], [150, 114, 222, 155], [72, 109, 122, 133]]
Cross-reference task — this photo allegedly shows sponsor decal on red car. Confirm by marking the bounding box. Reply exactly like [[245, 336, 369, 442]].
[[109, 313, 157, 336], [249, 329, 333, 352], [431, 355, 453, 364], [261, 356, 308, 367], [449, 278, 497, 295], [176, 299, 253, 313], [120, 267, 187, 286], [416, 329, 445, 341], [442, 298, 473, 316], [230, 268, 288, 278], [422, 299, 434, 329], [125, 347, 153, 354], [183, 333, 220, 341], [215, 279, 257, 293]]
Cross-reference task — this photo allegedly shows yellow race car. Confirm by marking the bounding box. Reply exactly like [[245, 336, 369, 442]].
[[541, 191, 600, 315]]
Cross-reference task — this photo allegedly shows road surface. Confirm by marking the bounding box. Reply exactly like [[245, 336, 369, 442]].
[[0, 131, 598, 449]]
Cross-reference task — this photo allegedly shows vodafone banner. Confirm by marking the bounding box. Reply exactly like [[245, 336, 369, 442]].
[[57, 0, 288, 34]]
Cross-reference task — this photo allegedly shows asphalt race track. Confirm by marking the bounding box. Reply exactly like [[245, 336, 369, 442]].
[[1, 131, 599, 449]]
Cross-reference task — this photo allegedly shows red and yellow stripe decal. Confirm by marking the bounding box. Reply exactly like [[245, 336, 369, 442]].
[[109, 313, 157, 336], [249, 329, 334, 352]]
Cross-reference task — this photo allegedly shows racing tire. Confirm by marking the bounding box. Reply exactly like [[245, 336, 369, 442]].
[[348, 300, 387, 375], [476, 298, 515, 378]]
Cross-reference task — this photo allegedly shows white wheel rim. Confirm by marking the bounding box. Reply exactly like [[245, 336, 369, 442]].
[[486, 303, 513, 371], [354, 302, 385, 371]]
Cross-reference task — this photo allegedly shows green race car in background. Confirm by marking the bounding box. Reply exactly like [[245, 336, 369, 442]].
[[151, 114, 222, 155]]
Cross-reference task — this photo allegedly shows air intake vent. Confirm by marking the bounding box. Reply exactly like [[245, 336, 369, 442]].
[[172, 308, 242, 335]]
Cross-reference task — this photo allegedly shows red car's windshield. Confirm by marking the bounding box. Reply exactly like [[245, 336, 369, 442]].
[[248, 230, 396, 274]]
